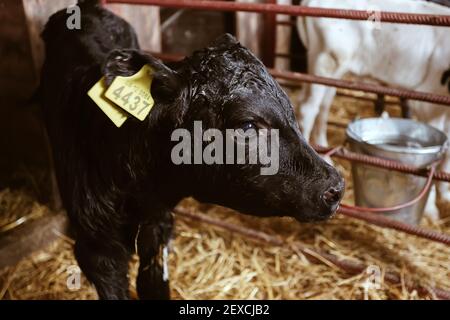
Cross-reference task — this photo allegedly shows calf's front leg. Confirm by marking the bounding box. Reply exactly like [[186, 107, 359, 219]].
[[135, 213, 174, 300], [74, 237, 132, 300]]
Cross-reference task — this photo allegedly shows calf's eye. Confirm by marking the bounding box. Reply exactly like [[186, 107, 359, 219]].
[[233, 121, 259, 142], [241, 122, 256, 132]]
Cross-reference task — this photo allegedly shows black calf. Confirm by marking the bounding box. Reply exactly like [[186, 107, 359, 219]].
[[39, 1, 343, 299]]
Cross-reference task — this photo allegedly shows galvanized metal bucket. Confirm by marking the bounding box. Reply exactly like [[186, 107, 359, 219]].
[[346, 118, 448, 225]]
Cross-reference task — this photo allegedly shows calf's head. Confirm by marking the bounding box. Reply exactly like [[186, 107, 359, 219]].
[[104, 34, 344, 222]]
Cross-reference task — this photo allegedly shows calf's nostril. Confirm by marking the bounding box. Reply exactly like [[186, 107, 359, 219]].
[[322, 187, 342, 205]]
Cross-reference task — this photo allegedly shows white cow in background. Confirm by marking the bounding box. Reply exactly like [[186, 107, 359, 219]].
[[297, 0, 450, 218]]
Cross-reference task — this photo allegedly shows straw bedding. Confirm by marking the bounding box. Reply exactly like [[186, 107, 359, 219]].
[[0, 87, 449, 300]]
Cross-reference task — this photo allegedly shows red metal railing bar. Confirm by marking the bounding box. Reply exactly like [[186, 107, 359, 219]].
[[338, 205, 450, 246], [105, 0, 450, 27], [314, 146, 450, 183], [271, 69, 450, 106]]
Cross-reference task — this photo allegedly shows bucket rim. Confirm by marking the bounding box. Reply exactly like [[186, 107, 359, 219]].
[[346, 118, 449, 155]]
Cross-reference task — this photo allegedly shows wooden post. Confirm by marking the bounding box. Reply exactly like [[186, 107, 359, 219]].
[[262, 0, 276, 68], [0, 0, 49, 178]]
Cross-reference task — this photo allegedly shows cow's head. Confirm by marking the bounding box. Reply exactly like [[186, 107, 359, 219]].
[[103, 34, 344, 222]]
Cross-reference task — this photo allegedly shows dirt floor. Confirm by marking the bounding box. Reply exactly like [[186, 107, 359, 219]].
[[0, 86, 449, 300]]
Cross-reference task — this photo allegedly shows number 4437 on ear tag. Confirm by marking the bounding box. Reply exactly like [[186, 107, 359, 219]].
[[105, 64, 154, 121]]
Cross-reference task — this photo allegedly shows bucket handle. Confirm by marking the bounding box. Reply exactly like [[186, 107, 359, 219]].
[[343, 161, 438, 213]]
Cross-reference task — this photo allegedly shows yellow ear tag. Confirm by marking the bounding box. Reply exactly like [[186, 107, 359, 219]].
[[105, 64, 154, 121], [88, 77, 128, 127]]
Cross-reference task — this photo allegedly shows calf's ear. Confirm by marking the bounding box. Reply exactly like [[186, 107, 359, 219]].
[[209, 33, 239, 49], [103, 49, 185, 104]]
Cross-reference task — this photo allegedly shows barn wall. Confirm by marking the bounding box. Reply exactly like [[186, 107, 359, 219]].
[[107, 4, 161, 52], [0, 0, 37, 99], [0, 0, 47, 187], [0, 0, 161, 189]]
